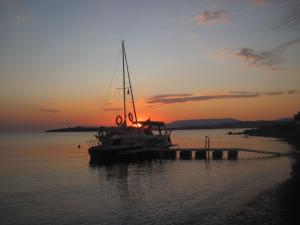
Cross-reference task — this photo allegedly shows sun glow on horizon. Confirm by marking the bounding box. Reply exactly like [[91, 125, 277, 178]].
[[0, 0, 299, 132]]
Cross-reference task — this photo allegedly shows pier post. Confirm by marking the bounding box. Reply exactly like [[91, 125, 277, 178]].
[[195, 150, 207, 160], [180, 150, 192, 160], [205, 136, 210, 159], [228, 150, 238, 160], [212, 150, 223, 160]]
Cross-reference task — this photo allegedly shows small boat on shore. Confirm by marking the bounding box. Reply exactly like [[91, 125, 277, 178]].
[[89, 41, 173, 163]]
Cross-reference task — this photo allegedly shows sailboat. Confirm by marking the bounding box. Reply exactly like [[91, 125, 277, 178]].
[[89, 41, 173, 162]]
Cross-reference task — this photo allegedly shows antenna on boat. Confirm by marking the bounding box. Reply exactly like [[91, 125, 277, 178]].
[[121, 40, 138, 126]]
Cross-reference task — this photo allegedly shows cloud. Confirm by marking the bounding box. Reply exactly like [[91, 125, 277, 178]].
[[229, 91, 257, 95], [40, 108, 60, 113], [146, 92, 259, 105], [264, 91, 283, 95], [195, 10, 228, 25], [226, 47, 282, 70], [146, 90, 300, 105], [224, 37, 300, 70], [103, 107, 121, 111], [276, 37, 300, 50], [272, 4, 300, 31], [253, 0, 300, 31], [146, 93, 193, 101], [254, 0, 270, 5], [287, 90, 300, 94], [230, 91, 283, 96]]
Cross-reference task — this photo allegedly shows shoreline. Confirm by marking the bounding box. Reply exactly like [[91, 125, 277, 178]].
[[227, 124, 300, 225], [227, 155, 300, 225]]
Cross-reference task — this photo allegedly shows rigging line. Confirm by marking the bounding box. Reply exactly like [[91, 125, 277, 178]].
[[99, 47, 122, 121], [123, 43, 138, 123]]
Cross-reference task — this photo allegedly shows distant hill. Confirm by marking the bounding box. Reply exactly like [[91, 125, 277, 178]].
[[166, 118, 294, 130], [275, 117, 293, 122], [45, 117, 294, 132], [167, 118, 240, 129]]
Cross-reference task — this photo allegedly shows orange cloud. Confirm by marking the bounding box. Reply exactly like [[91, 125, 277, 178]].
[[145, 90, 300, 105], [254, 0, 269, 5], [40, 108, 60, 113]]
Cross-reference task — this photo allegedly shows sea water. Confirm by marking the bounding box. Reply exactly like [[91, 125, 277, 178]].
[[0, 129, 295, 225]]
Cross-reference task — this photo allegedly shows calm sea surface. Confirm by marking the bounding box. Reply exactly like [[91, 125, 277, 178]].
[[0, 129, 296, 225]]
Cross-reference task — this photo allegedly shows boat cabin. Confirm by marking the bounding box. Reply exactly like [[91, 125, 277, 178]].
[[134, 120, 170, 136]]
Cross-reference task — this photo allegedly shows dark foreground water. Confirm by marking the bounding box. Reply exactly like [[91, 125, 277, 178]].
[[0, 129, 296, 225]]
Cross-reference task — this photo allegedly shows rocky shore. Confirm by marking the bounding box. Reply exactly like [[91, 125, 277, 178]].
[[243, 123, 300, 147], [227, 155, 299, 225], [228, 123, 300, 225]]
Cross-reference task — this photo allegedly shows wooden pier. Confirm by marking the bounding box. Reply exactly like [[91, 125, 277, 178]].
[[89, 146, 292, 163]]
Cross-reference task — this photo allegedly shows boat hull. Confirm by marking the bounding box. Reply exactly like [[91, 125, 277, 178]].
[[88, 146, 174, 164]]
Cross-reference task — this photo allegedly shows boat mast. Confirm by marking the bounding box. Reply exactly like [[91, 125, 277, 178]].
[[123, 42, 138, 123], [122, 41, 127, 127]]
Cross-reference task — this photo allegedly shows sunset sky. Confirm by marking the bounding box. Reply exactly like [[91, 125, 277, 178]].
[[1, 0, 300, 132]]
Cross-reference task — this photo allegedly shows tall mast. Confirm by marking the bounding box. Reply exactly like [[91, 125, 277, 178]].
[[122, 41, 127, 126], [123, 43, 138, 123]]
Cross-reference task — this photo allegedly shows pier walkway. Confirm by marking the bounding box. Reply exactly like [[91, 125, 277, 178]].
[[89, 146, 298, 163]]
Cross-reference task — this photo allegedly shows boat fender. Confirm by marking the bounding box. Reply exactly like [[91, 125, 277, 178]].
[[116, 115, 123, 125], [128, 112, 134, 122]]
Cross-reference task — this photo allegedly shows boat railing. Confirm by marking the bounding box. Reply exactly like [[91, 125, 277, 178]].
[[161, 128, 171, 136], [88, 139, 100, 148]]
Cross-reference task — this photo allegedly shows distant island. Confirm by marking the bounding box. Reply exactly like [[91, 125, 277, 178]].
[[46, 126, 101, 132], [45, 117, 293, 132]]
